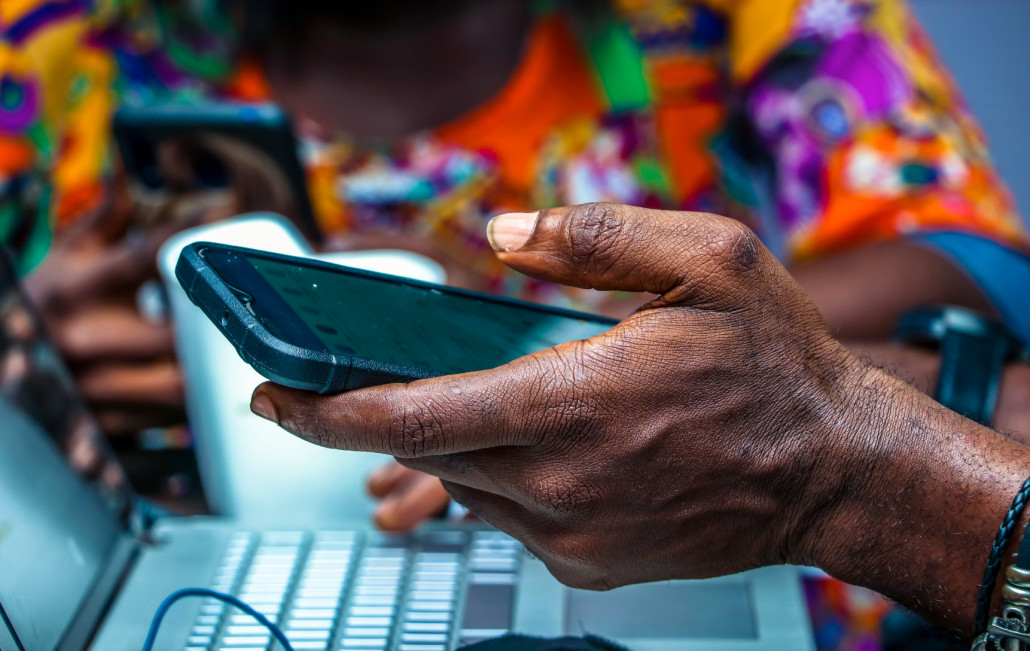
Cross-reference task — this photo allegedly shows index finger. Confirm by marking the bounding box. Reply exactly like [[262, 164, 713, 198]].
[[250, 356, 558, 457]]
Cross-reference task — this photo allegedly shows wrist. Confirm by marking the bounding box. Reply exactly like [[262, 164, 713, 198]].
[[793, 355, 1030, 635], [785, 355, 921, 570]]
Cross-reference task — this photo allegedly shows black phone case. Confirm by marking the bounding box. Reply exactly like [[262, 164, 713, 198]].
[[175, 243, 617, 395]]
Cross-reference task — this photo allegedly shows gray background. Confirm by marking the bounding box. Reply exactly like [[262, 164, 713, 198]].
[[910, 0, 1030, 221]]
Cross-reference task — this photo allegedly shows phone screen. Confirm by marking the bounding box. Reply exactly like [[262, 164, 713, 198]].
[[203, 249, 615, 375]]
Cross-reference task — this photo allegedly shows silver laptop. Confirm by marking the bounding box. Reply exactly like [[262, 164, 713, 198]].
[[0, 243, 814, 651], [156, 214, 451, 525]]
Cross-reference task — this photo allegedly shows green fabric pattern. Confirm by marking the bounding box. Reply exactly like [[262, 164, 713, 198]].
[[576, 8, 650, 113]]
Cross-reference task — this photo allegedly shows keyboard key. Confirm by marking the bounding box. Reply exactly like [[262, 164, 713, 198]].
[[290, 642, 329, 650], [405, 612, 451, 623], [226, 625, 268, 635], [298, 588, 345, 599], [288, 630, 332, 640], [308, 559, 350, 567], [402, 634, 448, 643], [361, 557, 406, 565], [414, 573, 457, 582], [404, 623, 448, 633], [187, 636, 213, 646], [343, 628, 391, 637], [245, 571, 294, 580], [217, 647, 266, 651], [414, 563, 459, 571], [408, 602, 453, 612], [252, 604, 281, 616], [363, 548, 407, 557], [359, 569, 404, 578], [361, 557, 404, 568], [470, 559, 518, 572], [192, 625, 217, 635], [411, 583, 454, 592], [409, 592, 453, 601], [292, 609, 338, 619], [346, 617, 393, 627], [350, 607, 395, 616], [249, 562, 297, 571], [240, 586, 289, 596], [469, 573, 517, 585], [235, 593, 285, 604], [301, 579, 347, 589], [354, 586, 399, 596], [341, 638, 388, 648], [311, 551, 351, 560], [356, 577, 404, 586], [398, 645, 447, 651], [184, 647, 207, 651], [196, 615, 220, 626], [352, 596, 397, 606], [252, 554, 299, 563], [231, 615, 262, 625], [293, 598, 340, 609], [287, 619, 335, 630], [244, 575, 293, 584], [416, 553, 462, 562], [220, 636, 270, 646]]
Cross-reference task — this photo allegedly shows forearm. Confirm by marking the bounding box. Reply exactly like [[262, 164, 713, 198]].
[[790, 241, 995, 339], [802, 359, 1030, 637]]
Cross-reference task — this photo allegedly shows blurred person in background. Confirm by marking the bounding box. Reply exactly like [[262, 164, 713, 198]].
[[2, 0, 1030, 647]]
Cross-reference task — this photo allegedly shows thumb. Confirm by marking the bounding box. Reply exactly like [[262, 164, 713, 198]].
[[487, 203, 773, 309]]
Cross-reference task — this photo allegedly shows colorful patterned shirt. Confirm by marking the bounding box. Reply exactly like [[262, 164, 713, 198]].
[[1, 0, 1028, 316]]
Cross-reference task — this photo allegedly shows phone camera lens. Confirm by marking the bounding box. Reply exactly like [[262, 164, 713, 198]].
[[221, 311, 229, 327]]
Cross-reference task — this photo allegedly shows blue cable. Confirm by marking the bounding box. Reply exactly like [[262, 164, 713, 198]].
[[142, 588, 294, 651]]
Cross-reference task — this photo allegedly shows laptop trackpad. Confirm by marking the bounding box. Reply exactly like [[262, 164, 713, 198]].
[[565, 582, 756, 639]]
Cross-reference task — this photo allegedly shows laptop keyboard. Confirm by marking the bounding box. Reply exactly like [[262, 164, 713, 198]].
[[184, 530, 522, 651]]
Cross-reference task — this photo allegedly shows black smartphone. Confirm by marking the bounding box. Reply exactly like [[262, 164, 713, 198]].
[[113, 102, 321, 242], [175, 243, 618, 394]]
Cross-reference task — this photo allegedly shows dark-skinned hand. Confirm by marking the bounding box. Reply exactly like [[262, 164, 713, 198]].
[[250, 202, 872, 588], [250, 203, 1030, 639]]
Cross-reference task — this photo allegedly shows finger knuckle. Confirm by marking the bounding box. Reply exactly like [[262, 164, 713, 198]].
[[564, 202, 631, 273], [537, 345, 608, 448], [388, 389, 447, 457], [704, 218, 760, 272], [532, 471, 603, 516]]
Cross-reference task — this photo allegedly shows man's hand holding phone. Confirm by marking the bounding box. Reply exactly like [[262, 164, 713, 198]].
[[244, 203, 1030, 638], [249, 203, 871, 587]]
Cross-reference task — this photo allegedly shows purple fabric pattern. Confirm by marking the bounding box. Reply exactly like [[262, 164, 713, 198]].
[[747, 4, 912, 231]]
